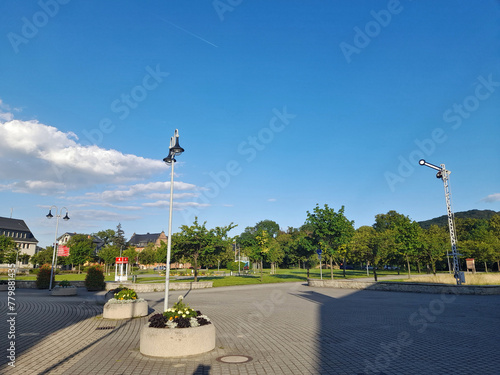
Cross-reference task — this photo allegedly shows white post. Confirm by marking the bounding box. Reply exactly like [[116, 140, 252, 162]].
[[49, 212, 60, 291], [163, 159, 175, 311]]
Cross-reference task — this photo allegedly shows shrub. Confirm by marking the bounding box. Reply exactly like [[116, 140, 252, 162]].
[[226, 261, 245, 271], [59, 280, 71, 288], [36, 264, 55, 289], [85, 265, 106, 291]]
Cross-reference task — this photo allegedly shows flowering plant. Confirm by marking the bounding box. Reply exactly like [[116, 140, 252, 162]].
[[58, 280, 71, 288], [148, 295, 211, 329], [114, 287, 138, 300]]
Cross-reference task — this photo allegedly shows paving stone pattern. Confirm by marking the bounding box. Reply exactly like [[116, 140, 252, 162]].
[[1, 282, 499, 374]]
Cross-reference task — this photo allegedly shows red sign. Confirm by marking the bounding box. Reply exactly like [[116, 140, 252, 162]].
[[116, 257, 129, 264], [57, 245, 70, 257]]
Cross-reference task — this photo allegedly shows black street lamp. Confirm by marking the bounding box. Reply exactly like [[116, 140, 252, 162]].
[[46, 206, 70, 290]]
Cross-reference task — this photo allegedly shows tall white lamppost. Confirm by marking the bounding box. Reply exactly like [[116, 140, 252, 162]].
[[163, 129, 185, 311], [46, 206, 70, 290]]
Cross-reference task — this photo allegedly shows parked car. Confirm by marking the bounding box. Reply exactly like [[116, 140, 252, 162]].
[[384, 265, 399, 270], [154, 266, 166, 271]]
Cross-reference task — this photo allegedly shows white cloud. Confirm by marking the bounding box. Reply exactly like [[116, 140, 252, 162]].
[[0, 99, 14, 121], [71, 209, 141, 222], [481, 193, 500, 203], [0, 118, 165, 194], [77, 181, 198, 202], [267, 198, 277, 202]]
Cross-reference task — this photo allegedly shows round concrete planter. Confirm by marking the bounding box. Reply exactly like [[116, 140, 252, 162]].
[[140, 323, 215, 357], [103, 299, 148, 319], [51, 286, 77, 296]]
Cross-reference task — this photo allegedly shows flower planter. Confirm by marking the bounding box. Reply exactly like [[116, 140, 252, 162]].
[[140, 323, 215, 357], [50, 286, 77, 296], [103, 299, 148, 319]]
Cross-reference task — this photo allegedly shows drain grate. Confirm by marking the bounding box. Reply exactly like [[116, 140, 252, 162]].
[[216, 355, 253, 364], [96, 326, 115, 330]]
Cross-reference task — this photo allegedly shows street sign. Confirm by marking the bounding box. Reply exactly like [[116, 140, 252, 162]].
[[316, 249, 322, 256], [57, 245, 69, 257], [116, 257, 128, 264]]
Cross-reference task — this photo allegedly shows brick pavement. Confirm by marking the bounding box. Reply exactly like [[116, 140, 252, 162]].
[[1, 282, 499, 374]]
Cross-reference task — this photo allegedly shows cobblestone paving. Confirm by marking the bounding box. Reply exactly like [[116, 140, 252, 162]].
[[1, 283, 499, 375]]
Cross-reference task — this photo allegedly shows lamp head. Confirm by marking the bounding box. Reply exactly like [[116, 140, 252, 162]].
[[63, 213, 70, 221], [419, 159, 426, 166], [169, 129, 184, 156], [163, 153, 175, 164], [46, 210, 53, 219]]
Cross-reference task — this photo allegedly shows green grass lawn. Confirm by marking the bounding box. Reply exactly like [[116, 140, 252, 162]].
[[2, 267, 403, 286]]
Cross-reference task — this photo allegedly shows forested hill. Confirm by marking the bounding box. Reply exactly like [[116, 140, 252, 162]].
[[418, 209, 500, 229]]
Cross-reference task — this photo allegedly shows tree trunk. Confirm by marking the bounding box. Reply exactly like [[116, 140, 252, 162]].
[[193, 254, 198, 282], [78, 264, 81, 274], [417, 262, 421, 273], [432, 262, 437, 275], [342, 256, 346, 278], [406, 255, 411, 279], [298, 259, 301, 269], [307, 267, 310, 278], [330, 257, 333, 280], [484, 261, 488, 273], [497, 260, 500, 272], [373, 267, 378, 282], [260, 260, 263, 282]]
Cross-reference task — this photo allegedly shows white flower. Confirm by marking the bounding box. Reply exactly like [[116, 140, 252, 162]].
[[198, 315, 210, 322], [178, 295, 183, 301], [166, 320, 178, 329], [182, 314, 186, 318], [190, 317, 200, 327]]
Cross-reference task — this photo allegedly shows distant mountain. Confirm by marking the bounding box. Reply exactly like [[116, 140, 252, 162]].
[[418, 209, 500, 229]]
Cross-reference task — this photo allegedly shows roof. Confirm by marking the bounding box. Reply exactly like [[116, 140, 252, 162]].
[[0, 216, 38, 243], [58, 232, 104, 247], [0, 216, 32, 232], [128, 233, 162, 247]]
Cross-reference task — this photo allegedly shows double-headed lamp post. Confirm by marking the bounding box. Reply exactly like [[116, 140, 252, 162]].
[[46, 206, 70, 290], [163, 129, 185, 311], [418, 159, 463, 285]]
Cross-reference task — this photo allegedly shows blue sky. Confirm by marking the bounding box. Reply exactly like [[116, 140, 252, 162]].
[[1, 0, 499, 248]]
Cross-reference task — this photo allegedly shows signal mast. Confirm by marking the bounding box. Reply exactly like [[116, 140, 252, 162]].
[[419, 159, 463, 285]]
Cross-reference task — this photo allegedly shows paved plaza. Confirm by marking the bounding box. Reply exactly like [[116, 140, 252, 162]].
[[1, 281, 499, 375]]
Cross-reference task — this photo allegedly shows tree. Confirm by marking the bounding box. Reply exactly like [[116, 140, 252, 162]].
[[98, 244, 120, 275], [237, 229, 259, 271], [0, 235, 17, 264], [306, 204, 355, 279], [290, 229, 316, 277], [351, 226, 394, 281], [113, 223, 126, 250], [420, 225, 448, 274], [67, 234, 94, 274], [138, 243, 157, 268], [253, 220, 280, 238], [374, 211, 421, 278], [172, 218, 236, 282], [30, 246, 54, 267], [93, 229, 116, 246], [123, 246, 139, 268]]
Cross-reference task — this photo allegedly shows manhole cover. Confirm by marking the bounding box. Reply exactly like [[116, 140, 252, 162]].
[[216, 355, 253, 364]]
